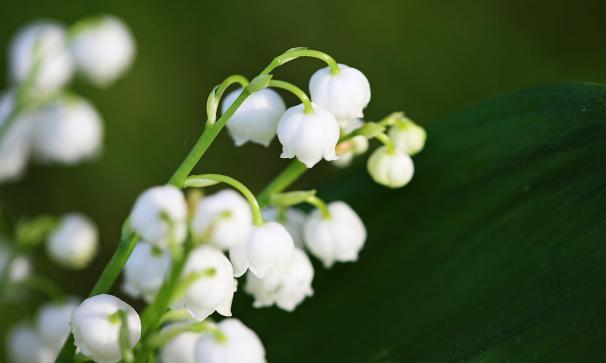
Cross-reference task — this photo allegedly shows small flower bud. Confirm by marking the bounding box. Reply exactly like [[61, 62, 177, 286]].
[[191, 190, 252, 250], [9, 21, 74, 93], [230, 221, 294, 278], [36, 298, 80, 350], [333, 135, 369, 168], [0, 92, 34, 183], [195, 319, 266, 363], [159, 322, 201, 363], [304, 201, 366, 267], [309, 64, 371, 128], [222, 88, 286, 147], [172, 246, 236, 320], [46, 213, 98, 269], [0, 243, 31, 282], [388, 118, 427, 155], [262, 207, 306, 248], [71, 294, 141, 363], [70, 15, 136, 87], [277, 103, 340, 168], [367, 146, 414, 188], [245, 248, 314, 311], [7, 322, 55, 363], [31, 95, 103, 165], [122, 242, 171, 302], [130, 185, 187, 249]]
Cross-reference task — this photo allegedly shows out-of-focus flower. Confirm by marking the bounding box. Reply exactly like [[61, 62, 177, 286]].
[[388, 117, 426, 156], [6, 322, 55, 363], [46, 213, 98, 269], [0, 92, 34, 183], [122, 241, 171, 302], [159, 321, 202, 363], [195, 319, 266, 363], [222, 88, 286, 146], [36, 298, 80, 350], [367, 145, 414, 188]]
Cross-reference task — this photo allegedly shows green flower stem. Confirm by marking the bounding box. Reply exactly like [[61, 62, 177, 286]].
[[206, 74, 249, 125], [263, 48, 340, 75], [149, 321, 217, 348], [257, 160, 308, 207], [159, 308, 191, 325], [185, 174, 264, 226], [306, 195, 331, 219], [376, 132, 395, 153], [268, 80, 313, 113]]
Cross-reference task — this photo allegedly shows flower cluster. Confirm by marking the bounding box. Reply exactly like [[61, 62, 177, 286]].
[[3, 46, 427, 363], [0, 15, 135, 183]]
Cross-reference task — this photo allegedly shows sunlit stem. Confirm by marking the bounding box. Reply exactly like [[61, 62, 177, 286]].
[[159, 308, 191, 325], [206, 74, 249, 125], [306, 195, 331, 219], [185, 174, 264, 226], [376, 133, 396, 153], [263, 48, 340, 75], [268, 80, 313, 114], [149, 321, 224, 348]]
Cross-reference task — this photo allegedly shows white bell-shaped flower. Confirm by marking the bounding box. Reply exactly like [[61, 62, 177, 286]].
[[195, 319, 266, 363], [46, 213, 98, 269], [222, 88, 286, 147], [304, 201, 366, 267], [31, 95, 103, 164], [245, 248, 314, 311], [0, 92, 34, 183], [159, 321, 202, 363], [172, 246, 236, 320], [261, 207, 306, 248], [9, 21, 74, 93], [0, 242, 31, 282], [130, 185, 187, 248], [71, 294, 141, 363], [36, 298, 80, 350], [230, 221, 294, 278], [367, 146, 414, 188], [70, 15, 136, 87], [309, 64, 371, 128], [388, 119, 427, 156], [191, 190, 252, 250], [277, 103, 340, 168], [122, 241, 171, 302], [7, 322, 55, 363]]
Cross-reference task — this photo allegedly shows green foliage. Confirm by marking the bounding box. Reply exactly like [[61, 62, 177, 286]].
[[234, 83, 606, 362]]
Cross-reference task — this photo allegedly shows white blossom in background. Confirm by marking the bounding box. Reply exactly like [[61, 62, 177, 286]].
[[31, 95, 103, 164], [71, 294, 141, 363], [70, 15, 136, 87], [367, 146, 414, 188], [262, 207, 306, 248], [172, 246, 237, 321], [309, 64, 371, 128], [230, 221, 295, 278], [36, 298, 80, 350], [6, 322, 55, 363], [130, 185, 187, 249], [159, 321, 202, 363], [245, 248, 314, 311], [304, 201, 366, 267], [122, 242, 171, 302], [46, 213, 98, 269], [195, 319, 266, 363], [388, 118, 427, 156], [222, 88, 286, 146], [191, 190, 252, 250], [9, 21, 74, 93], [0, 92, 35, 183], [277, 103, 340, 168], [0, 243, 31, 282]]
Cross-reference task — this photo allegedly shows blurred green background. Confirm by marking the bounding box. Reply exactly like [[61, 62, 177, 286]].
[[0, 0, 605, 359]]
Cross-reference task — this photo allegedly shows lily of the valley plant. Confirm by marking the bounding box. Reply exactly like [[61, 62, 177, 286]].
[[1, 16, 426, 363]]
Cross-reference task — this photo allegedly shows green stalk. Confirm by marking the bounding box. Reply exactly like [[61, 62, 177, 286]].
[[257, 160, 308, 207]]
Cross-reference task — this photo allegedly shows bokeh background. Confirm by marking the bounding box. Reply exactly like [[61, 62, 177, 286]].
[[1, 0, 605, 360]]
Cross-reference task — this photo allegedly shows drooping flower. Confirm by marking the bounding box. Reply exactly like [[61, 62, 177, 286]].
[[130, 185, 187, 249], [122, 241, 171, 302], [388, 117, 427, 156], [6, 322, 55, 363], [309, 64, 371, 128], [262, 207, 306, 248], [31, 95, 103, 165], [222, 88, 286, 146], [277, 103, 340, 168], [0, 91, 34, 183], [70, 15, 136, 87], [304, 201, 366, 267], [159, 321, 203, 363], [229, 221, 294, 278], [191, 190, 252, 250], [172, 246, 237, 321], [245, 248, 314, 311], [367, 146, 414, 188], [195, 319, 266, 363], [36, 298, 80, 350], [46, 213, 98, 269], [71, 294, 141, 363], [9, 21, 74, 93]]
